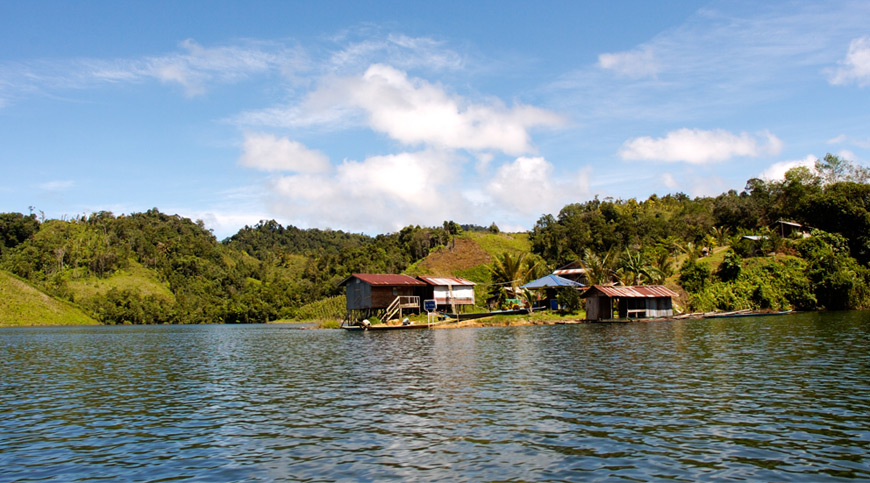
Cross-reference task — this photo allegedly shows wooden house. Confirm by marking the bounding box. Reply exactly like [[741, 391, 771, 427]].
[[339, 273, 425, 321], [581, 285, 678, 321], [417, 276, 476, 313]]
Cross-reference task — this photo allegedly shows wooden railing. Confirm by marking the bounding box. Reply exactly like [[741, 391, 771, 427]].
[[385, 295, 420, 321]]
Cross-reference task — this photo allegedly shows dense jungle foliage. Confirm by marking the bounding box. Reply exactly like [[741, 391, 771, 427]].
[[1, 154, 869, 324]]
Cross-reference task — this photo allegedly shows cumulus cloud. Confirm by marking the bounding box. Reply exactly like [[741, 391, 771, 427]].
[[598, 48, 659, 78], [759, 154, 818, 180], [486, 156, 589, 217], [828, 36, 870, 87], [619, 128, 783, 164], [267, 150, 464, 232], [239, 133, 330, 173], [260, 64, 565, 155]]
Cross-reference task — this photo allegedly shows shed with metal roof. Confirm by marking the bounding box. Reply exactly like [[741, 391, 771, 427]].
[[417, 276, 476, 312], [581, 285, 678, 321]]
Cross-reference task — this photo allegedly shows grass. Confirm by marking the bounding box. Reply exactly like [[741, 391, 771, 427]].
[[66, 260, 175, 304], [0, 270, 97, 327], [405, 237, 492, 276], [467, 232, 530, 257], [290, 294, 345, 322]]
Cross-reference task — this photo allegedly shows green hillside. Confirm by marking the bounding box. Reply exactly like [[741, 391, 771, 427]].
[[0, 270, 96, 326]]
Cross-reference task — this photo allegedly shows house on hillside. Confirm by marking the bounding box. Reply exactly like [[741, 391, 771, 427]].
[[581, 285, 678, 321], [339, 273, 425, 321], [417, 276, 476, 313], [775, 219, 810, 238]]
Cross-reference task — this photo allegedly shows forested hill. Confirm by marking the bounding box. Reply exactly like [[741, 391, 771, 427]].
[[2, 154, 869, 324], [0, 210, 471, 324]]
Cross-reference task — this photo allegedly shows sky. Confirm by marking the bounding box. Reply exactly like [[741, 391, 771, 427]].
[[1, 1, 869, 238]]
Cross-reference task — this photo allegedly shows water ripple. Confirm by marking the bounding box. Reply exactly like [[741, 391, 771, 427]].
[[2, 312, 870, 481]]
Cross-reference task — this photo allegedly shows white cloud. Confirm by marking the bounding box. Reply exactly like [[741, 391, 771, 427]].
[[619, 128, 783, 164], [238, 133, 330, 173], [837, 149, 858, 162], [0, 39, 307, 104], [827, 134, 847, 144], [598, 48, 659, 78], [486, 156, 588, 217], [328, 32, 465, 74], [759, 154, 818, 180], [267, 150, 465, 232], [661, 173, 679, 189], [254, 64, 565, 155], [38, 180, 74, 191], [828, 36, 870, 87]]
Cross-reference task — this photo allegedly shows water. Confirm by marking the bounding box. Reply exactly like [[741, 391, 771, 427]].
[[2, 312, 869, 481]]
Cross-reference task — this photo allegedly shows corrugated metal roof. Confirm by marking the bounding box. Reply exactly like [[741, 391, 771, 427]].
[[417, 276, 476, 286], [341, 273, 426, 286], [553, 268, 586, 275], [582, 285, 678, 298]]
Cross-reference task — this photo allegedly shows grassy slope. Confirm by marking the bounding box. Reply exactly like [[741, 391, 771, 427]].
[[0, 270, 97, 327], [66, 260, 175, 303]]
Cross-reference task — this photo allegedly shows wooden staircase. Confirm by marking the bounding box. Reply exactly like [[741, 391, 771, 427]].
[[384, 295, 420, 321]]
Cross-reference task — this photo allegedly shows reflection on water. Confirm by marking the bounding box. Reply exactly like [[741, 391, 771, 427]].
[[2, 312, 869, 481]]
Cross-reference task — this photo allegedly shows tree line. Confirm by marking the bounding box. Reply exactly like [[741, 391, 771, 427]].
[[1, 154, 868, 323]]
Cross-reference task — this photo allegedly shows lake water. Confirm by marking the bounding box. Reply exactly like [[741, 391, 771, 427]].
[[2, 312, 869, 482]]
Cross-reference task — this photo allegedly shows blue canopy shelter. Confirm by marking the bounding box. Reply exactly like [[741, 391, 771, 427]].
[[521, 274, 584, 310], [521, 274, 584, 289]]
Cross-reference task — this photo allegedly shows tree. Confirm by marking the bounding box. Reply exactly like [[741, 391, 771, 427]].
[[489, 252, 538, 300], [578, 248, 615, 286], [617, 248, 664, 285]]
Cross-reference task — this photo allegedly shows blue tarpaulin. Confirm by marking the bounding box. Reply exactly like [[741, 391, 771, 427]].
[[521, 274, 584, 289]]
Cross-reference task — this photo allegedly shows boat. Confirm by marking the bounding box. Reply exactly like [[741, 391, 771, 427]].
[[706, 310, 794, 319]]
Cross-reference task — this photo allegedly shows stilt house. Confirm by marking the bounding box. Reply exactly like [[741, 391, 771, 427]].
[[339, 273, 425, 321], [581, 285, 678, 321]]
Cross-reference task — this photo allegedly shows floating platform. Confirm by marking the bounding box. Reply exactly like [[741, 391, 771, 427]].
[[341, 323, 433, 331]]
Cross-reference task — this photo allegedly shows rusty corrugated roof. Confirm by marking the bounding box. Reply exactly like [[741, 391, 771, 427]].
[[582, 285, 678, 298], [417, 276, 476, 286], [341, 273, 426, 286]]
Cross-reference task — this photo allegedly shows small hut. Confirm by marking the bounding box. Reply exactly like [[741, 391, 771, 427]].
[[416, 276, 476, 313], [581, 285, 677, 321], [339, 273, 425, 321]]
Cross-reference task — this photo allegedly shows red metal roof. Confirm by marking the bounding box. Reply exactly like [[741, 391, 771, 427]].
[[582, 285, 678, 298], [341, 273, 426, 286], [417, 276, 476, 286]]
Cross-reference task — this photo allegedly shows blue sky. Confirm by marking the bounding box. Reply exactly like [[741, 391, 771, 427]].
[[1, 1, 869, 238]]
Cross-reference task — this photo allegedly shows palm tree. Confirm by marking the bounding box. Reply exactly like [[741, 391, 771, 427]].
[[618, 248, 664, 285], [489, 252, 532, 299], [710, 226, 731, 247], [675, 241, 703, 261], [578, 248, 615, 286]]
